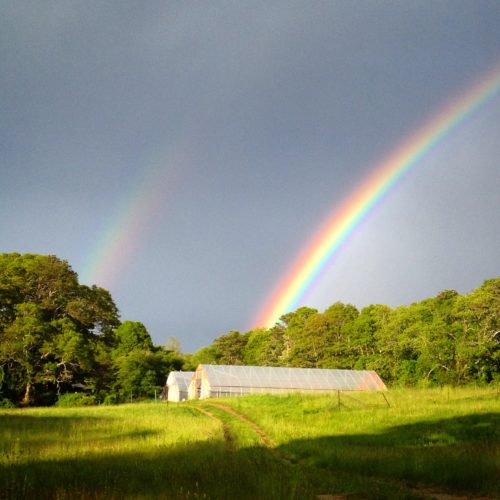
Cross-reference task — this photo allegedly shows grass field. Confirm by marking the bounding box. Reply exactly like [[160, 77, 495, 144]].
[[0, 387, 498, 499], [220, 386, 500, 498]]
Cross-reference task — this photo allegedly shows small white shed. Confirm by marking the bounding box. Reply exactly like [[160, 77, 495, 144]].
[[164, 371, 194, 402]]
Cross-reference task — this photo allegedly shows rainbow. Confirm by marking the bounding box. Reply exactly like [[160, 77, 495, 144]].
[[80, 153, 181, 289], [254, 64, 500, 328], [80, 170, 170, 288]]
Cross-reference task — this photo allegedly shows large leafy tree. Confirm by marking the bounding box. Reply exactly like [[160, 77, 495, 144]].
[[243, 327, 285, 366], [279, 306, 318, 365], [212, 330, 248, 365], [0, 303, 48, 404], [111, 349, 177, 401], [282, 303, 359, 368], [288, 312, 332, 368], [189, 345, 219, 366], [109, 321, 184, 402], [113, 321, 154, 354], [0, 253, 120, 405], [347, 304, 391, 370], [453, 278, 500, 382]]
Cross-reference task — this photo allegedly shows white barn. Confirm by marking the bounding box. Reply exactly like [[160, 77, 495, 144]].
[[163, 371, 194, 402], [187, 364, 386, 400]]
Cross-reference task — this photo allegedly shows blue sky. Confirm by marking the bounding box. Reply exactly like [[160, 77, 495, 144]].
[[1, 1, 499, 351]]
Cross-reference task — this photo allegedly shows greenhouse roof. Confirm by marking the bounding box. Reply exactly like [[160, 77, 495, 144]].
[[167, 371, 194, 391], [198, 365, 386, 392]]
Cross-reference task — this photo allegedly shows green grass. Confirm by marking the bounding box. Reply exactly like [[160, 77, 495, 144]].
[[0, 387, 498, 499], [0, 403, 311, 499], [222, 386, 500, 497]]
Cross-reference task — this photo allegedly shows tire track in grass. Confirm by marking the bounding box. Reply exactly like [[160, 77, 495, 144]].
[[192, 403, 325, 499], [202, 402, 344, 499], [198, 403, 491, 500], [204, 402, 274, 448], [189, 405, 235, 450]]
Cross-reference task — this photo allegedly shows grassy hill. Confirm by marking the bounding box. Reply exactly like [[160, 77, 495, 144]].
[[1, 386, 499, 499]]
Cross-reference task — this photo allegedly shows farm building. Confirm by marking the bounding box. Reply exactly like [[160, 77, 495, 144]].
[[187, 364, 386, 400], [162, 371, 194, 402]]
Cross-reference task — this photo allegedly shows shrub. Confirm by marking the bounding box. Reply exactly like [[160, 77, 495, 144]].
[[0, 397, 15, 408], [102, 394, 118, 405], [56, 393, 96, 407]]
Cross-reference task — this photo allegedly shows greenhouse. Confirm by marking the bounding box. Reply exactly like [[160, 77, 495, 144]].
[[163, 371, 194, 402], [187, 364, 386, 400]]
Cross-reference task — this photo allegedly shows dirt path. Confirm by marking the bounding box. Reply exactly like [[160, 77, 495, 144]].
[[203, 401, 274, 447], [193, 403, 492, 500], [189, 405, 235, 449]]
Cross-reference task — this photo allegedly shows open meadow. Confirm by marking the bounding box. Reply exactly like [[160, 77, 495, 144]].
[[0, 386, 498, 499]]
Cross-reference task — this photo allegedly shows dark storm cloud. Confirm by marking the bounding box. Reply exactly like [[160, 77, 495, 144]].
[[1, 1, 499, 350]]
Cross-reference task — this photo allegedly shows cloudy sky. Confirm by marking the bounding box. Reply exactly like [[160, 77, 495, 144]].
[[2, 1, 499, 351]]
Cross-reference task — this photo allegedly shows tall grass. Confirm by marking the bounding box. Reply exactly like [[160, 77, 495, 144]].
[[1, 387, 498, 498], [222, 386, 500, 497], [0, 403, 311, 499]]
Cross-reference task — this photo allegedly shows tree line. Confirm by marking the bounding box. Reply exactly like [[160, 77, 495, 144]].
[[1, 253, 498, 406], [0, 253, 184, 406], [190, 279, 499, 386]]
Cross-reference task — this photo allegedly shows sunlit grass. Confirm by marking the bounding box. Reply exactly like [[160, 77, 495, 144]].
[[1, 387, 498, 498], [0, 403, 230, 499], [221, 386, 500, 496], [0, 402, 312, 499], [0, 404, 220, 463]]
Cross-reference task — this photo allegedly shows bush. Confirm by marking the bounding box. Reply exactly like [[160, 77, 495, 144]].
[[102, 394, 118, 405], [56, 393, 96, 407], [0, 397, 15, 408]]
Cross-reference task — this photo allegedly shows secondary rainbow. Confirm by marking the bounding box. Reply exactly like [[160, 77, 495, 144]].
[[79, 141, 191, 289], [80, 168, 172, 289], [254, 64, 500, 328]]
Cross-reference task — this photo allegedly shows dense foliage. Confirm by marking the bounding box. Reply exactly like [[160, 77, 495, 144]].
[[0, 253, 184, 406], [194, 279, 500, 386], [1, 253, 498, 405]]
